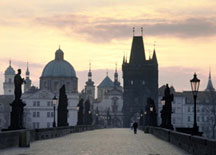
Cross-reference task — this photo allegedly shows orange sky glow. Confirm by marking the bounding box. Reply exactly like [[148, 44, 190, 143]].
[[1, 0, 216, 93]]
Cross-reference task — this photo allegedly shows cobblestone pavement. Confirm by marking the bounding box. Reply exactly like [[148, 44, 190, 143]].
[[0, 129, 190, 155]]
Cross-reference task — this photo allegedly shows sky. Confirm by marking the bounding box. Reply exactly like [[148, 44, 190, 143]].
[[1, 0, 216, 94]]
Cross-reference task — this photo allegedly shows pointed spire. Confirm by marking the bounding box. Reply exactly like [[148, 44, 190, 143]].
[[141, 27, 143, 36], [115, 62, 117, 73], [206, 68, 215, 91], [106, 69, 108, 76], [9, 60, 11, 67], [133, 27, 135, 36], [88, 61, 92, 81], [59, 45, 61, 49], [152, 41, 157, 64], [26, 62, 30, 77], [129, 36, 146, 64], [209, 67, 211, 80]]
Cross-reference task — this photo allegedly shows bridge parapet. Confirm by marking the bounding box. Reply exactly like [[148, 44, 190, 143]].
[[0, 125, 100, 150], [140, 126, 216, 155]]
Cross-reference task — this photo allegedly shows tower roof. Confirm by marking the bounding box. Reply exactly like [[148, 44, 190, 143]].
[[129, 36, 146, 65], [152, 49, 158, 64], [26, 62, 30, 76], [41, 48, 76, 78], [205, 70, 215, 91], [98, 76, 114, 88], [5, 60, 15, 75]]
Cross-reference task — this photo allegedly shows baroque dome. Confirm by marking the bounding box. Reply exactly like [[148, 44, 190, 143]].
[[5, 61, 15, 75], [41, 48, 76, 78]]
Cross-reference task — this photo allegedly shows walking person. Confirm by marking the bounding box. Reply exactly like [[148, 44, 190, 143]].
[[133, 122, 138, 134]]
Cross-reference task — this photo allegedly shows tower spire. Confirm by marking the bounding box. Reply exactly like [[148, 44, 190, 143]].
[[26, 62, 30, 77], [88, 61, 92, 81], [133, 27, 135, 36], [141, 27, 143, 36], [106, 69, 108, 76], [206, 68, 215, 91], [115, 62, 117, 72], [9, 60, 11, 67]]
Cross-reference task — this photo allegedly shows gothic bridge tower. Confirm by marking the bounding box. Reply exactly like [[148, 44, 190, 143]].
[[122, 32, 158, 127]]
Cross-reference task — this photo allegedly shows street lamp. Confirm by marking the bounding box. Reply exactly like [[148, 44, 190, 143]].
[[52, 95, 57, 127], [190, 73, 200, 134], [161, 99, 165, 106], [77, 106, 80, 111], [150, 107, 153, 112]]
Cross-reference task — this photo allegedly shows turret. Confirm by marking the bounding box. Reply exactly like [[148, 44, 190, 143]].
[[3, 60, 15, 95], [24, 62, 32, 92]]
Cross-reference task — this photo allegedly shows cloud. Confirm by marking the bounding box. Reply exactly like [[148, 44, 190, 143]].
[[34, 14, 216, 42]]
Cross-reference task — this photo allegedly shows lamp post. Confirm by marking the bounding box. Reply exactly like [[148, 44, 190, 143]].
[[140, 110, 144, 126], [144, 111, 147, 126], [52, 95, 57, 127], [96, 113, 99, 125], [150, 106, 154, 126], [190, 73, 200, 134]]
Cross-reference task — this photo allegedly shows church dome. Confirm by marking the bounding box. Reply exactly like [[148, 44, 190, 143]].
[[41, 48, 76, 78], [5, 62, 15, 75]]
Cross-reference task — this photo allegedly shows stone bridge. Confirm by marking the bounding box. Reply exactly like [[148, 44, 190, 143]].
[[0, 126, 215, 155]]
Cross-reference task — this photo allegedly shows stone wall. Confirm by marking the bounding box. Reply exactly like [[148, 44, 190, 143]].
[[0, 125, 98, 149], [141, 126, 216, 155]]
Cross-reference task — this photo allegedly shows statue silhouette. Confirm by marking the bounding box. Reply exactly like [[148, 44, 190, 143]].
[[14, 69, 25, 101]]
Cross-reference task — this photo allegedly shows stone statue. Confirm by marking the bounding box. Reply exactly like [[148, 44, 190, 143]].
[[14, 69, 25, 101]]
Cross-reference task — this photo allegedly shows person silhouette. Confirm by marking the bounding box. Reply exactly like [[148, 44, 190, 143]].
[[133, 122, 138, 134]]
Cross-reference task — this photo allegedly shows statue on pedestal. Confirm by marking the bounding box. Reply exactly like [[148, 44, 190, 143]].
[[8, 69, 26, 130]]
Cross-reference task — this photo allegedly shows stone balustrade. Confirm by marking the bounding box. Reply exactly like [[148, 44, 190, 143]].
[[140, 126, 216, 155], [0, 125, 99, 149]]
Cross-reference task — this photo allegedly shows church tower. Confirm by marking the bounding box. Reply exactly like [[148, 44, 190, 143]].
[[205, 69, 215, 91], [114, 63, 120, 89], [24, 62, 32, 92], [3, 60, 15, 95], [85, 63, 95, 99], [122, 30, 158, 127]]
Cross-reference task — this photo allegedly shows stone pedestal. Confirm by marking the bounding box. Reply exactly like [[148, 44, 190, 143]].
[[8, 99, 26, 130]]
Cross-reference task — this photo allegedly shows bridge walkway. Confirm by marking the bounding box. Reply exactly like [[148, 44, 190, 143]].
[[0, 128, 190, 155]]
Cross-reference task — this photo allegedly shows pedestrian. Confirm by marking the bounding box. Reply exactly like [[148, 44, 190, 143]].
[[133, 122, 138, 134]]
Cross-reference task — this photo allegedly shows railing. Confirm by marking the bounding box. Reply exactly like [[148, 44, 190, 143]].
[[139, 126, 216, 155], [0, 125, 102, 149]]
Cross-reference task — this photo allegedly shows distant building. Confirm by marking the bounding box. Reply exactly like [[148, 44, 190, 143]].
[[122, 35, 158, 127], [3, 61, 15, 95], [24, 62, 32, 93], [81, 64, 124, 127]]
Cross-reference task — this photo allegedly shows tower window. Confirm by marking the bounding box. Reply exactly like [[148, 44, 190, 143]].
[[131, 80, 133, 85], [9, 90, 11, 93], [142, 80, 145, 85], [8, 78, 12, 83]]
